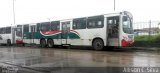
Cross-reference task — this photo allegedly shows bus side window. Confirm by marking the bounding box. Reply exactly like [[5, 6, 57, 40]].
[[40, 22, 50, 31], [0, 28, 4, 34], [1, 28, 6, 34], [6, 27, 11, 34], [23, 24, 29, 33], [73, 17, 87, 29], [0, 28, 2, 34], [87, 15, 104, 29], [36, 23, 41, 32], [30, 25, 36, 32], [51, 21, 60, 31]]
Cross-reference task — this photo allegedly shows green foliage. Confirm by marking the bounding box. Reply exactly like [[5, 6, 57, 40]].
[[135, 34, 160, 43]]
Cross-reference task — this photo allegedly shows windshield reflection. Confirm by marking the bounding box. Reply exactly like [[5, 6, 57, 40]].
[[123, 16, 133, 34]]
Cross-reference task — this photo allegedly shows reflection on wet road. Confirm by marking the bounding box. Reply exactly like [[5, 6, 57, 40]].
[[0, 46, 159, 73]]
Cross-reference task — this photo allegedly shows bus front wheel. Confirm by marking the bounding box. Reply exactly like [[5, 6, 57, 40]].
[[92, 39, 104, 50], [40, 39, 46, 48]]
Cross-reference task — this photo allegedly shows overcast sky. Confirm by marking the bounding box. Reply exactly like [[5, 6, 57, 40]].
[[0, 0, 160, 27]]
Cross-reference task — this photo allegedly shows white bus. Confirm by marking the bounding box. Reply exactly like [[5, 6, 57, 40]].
[[0, 25, 23, 45], [22, 11, 134, 50]]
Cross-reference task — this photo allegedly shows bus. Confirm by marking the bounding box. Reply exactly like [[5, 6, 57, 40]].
[[22, 11, 134, 50], [0, 25, 23, 46]]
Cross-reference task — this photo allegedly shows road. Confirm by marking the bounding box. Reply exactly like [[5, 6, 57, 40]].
[[0, 46, 159, 73]]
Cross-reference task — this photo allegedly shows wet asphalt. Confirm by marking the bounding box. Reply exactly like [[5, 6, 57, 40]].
[[0, 46, 159, 73]]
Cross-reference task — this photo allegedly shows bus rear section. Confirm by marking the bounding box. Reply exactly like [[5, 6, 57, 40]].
[[0, 25, 23, 46], [0, 27, 12, 45]]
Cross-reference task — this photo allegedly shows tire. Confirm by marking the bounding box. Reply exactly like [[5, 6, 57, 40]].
[[7, 39, 11, 46], [92, 39, 104, 50], [47, 39, 53, 48], [22, 43, 25, 47], [40, 39, 46, 48]]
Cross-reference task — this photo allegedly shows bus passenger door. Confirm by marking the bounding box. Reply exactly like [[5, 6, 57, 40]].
[[61, 21, 70, 45], [107, 16, 120, 46], [30, 25, 36, 44]]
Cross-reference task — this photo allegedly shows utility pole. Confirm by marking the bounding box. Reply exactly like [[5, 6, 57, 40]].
[[13, 0, 16, 25], [114, 0, 115, 11]]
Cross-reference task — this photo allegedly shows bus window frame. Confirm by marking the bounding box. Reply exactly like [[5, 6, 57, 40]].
[[73, 17, 87, 30], [40, 22, 51, 32], [6, 27, 11, 34], [87, 15, 104, 29], [23, 24, 29, 33], [51, 21, 60, 31], [0, 28, 3, 34], [36, 23, 41, 32]]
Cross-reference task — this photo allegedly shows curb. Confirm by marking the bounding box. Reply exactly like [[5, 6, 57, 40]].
[[130, 47, 160, 51]]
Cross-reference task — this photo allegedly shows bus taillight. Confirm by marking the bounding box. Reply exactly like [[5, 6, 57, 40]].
[[16, 39, 24, 44]]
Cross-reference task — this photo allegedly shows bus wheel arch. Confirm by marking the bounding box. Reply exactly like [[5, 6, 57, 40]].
[[92, 38, 104, 50], [47, 38, 54, 48], [40, 38, 46, 48]]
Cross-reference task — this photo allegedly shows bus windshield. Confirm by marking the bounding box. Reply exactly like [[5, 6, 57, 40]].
[[122, 16, 133, 34]]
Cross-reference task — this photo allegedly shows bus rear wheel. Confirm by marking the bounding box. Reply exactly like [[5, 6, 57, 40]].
[[47, 39, 53, 48], [7, 39, 11, 46], [92, 39, 104, 50], [40, 39, 46, 48]]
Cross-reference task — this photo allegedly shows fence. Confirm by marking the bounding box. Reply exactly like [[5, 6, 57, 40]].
[[133, 21, 160, 36], [133, 21, 160, 47]]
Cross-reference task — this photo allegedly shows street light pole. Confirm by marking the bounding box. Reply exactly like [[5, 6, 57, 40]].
[[114, 0, 115, 11], [13, 0, 16, 25]]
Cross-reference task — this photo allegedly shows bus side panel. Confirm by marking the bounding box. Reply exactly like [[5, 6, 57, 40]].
[[54, 39, 61, 45], [33, 39, 40, 44], [23, 39, 30, 44], [70, 28, 106, 46], [0, 34, 12, 44], [85, 28, 106, 46]]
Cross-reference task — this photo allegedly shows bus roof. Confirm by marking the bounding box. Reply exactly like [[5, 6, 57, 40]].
[[16, 11, 131, 26]]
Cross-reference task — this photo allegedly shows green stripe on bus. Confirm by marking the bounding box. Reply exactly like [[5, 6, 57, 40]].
[[23, 32, 80, 39]]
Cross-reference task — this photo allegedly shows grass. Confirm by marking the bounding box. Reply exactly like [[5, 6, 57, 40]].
[[135, 34, 160, 42], [134, 34, 160, 47]]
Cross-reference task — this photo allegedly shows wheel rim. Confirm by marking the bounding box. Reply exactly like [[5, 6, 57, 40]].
[[93, 39, 104, 50], [95, 42, 103, 49], [48, 40, 53, 47], [7, 40, 11, 46]]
